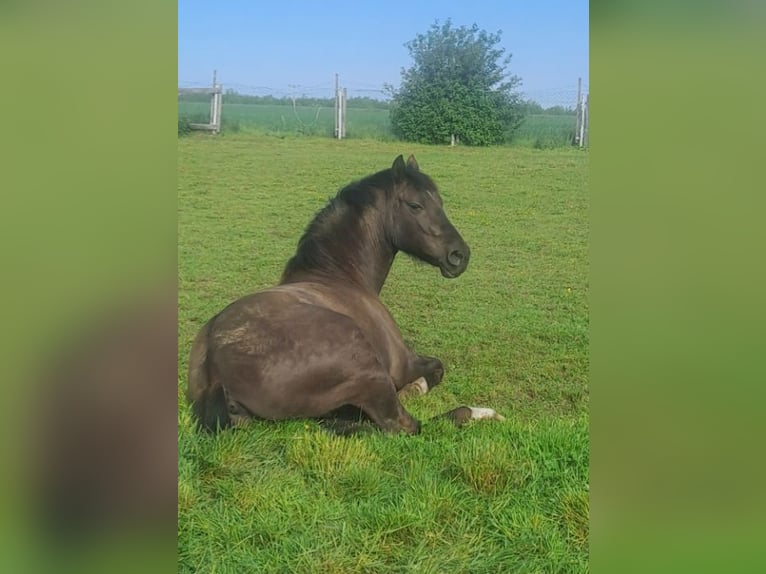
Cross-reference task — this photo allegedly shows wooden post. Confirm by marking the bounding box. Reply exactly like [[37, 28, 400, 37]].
[[341, 87, 347, 139], [213, 87, 222, 134], [575, 77, 582, 146], [210, 70, 216, 133], [179, 71, 223, 134], [210, 87, 217, 132], [580, 94, 588, 147], [335, 74, 340, 139]]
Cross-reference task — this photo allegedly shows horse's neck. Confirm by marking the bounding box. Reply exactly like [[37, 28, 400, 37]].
[[282, 207, 395, 294], [352, 237, 395, 294]]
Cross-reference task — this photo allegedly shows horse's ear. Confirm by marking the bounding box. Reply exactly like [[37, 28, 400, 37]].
[[406, 155, 419, 172], [392, 155, 406, 180]]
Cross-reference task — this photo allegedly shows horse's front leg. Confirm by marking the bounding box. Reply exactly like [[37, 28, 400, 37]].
[[397, 354, 444, 396]]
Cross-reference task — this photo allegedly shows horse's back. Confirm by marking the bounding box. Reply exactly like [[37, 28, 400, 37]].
[[210, 282, 382, 342], [216, 281, 406, 374], [208, 283, 353, 346]]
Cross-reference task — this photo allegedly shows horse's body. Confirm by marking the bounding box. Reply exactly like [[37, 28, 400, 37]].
[[187, 155, 502, 434]]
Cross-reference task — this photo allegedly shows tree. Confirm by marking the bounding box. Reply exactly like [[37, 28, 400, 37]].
[[389, 20, 523, 146]]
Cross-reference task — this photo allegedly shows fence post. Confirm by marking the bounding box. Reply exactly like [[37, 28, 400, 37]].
[[580, 94, 588, 147], [334, 74, 341, 139], [213, 86, 221, 134], [179, 71, 223, 134], [574, 78, 582, 146], [341, 88, 347, 139]]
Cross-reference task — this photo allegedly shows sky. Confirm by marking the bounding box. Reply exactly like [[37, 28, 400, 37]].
[[178, 0, 588, 108]]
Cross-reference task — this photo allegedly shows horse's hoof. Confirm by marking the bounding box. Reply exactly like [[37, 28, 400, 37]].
[[400, 377, 429, 396], [411, 377, 429, 395], [442, 406, 506, 427], [468, 407, 506, 422]]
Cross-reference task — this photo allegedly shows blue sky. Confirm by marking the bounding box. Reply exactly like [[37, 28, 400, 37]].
[[178, 1, 588, 107]]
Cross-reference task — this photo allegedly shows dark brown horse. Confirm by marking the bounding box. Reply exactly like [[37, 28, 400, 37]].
[[187, 155, 504, 434]]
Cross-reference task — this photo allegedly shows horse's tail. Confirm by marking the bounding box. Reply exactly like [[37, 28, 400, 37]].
[[186, 319, 231, 432]]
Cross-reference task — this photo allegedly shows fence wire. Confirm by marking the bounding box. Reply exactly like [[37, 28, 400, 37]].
[[179, 80, 587, 109]]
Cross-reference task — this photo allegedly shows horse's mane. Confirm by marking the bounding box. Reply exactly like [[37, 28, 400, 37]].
[[279, 164, 435, 284], [279, 168, 392, 282]]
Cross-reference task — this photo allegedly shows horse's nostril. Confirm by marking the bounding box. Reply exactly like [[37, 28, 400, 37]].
[[447, 250, 464, 267]]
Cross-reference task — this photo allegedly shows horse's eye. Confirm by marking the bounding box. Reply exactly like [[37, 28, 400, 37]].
[[406, 202, 423, 211]]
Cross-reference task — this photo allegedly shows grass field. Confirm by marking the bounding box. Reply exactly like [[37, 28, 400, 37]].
[[512, 114, 578, 148], [178, 101, 576, 146], [178, 133, 589, 572]]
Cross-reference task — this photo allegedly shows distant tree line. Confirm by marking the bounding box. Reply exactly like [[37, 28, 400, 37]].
[[179, 89, 572, 116], [517, 100, 575, 115]]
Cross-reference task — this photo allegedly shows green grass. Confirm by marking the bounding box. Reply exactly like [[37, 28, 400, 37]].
[[178, 101, 393, 140], [512, 114, 577, 148], [178, 102, 576, 146], [178, 133, 589, 572]]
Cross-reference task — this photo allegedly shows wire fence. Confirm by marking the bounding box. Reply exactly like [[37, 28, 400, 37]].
[[520, 85, 588, 110], [178, 79, 587, 109], [178, 77, 588, 146]]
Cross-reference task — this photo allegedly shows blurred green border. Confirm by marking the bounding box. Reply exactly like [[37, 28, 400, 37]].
[[592, 2, 766, 572], [3, 1, 765, 571], [0, 1, 176, 573]]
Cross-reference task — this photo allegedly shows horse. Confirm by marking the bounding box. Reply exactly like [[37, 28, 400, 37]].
[[186, 155, 504, 434]]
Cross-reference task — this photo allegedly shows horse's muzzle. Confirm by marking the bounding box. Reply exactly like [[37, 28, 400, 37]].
[[440, 244, 470, 278]]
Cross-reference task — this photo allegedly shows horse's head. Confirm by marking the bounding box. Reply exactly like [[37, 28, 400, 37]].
[[389, 155, 470, 278]]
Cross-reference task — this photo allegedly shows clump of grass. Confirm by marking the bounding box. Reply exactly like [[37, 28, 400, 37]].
[[287, 430, 380, 481], [178, 116, 192, 137], [445, 438, 533, 494], [221, 116, 240, 133], [404, 471, 470, 524], [556, 487, 589, 549]]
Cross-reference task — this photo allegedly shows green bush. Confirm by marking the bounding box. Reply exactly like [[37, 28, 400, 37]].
[[178, 116, 192, 137]]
